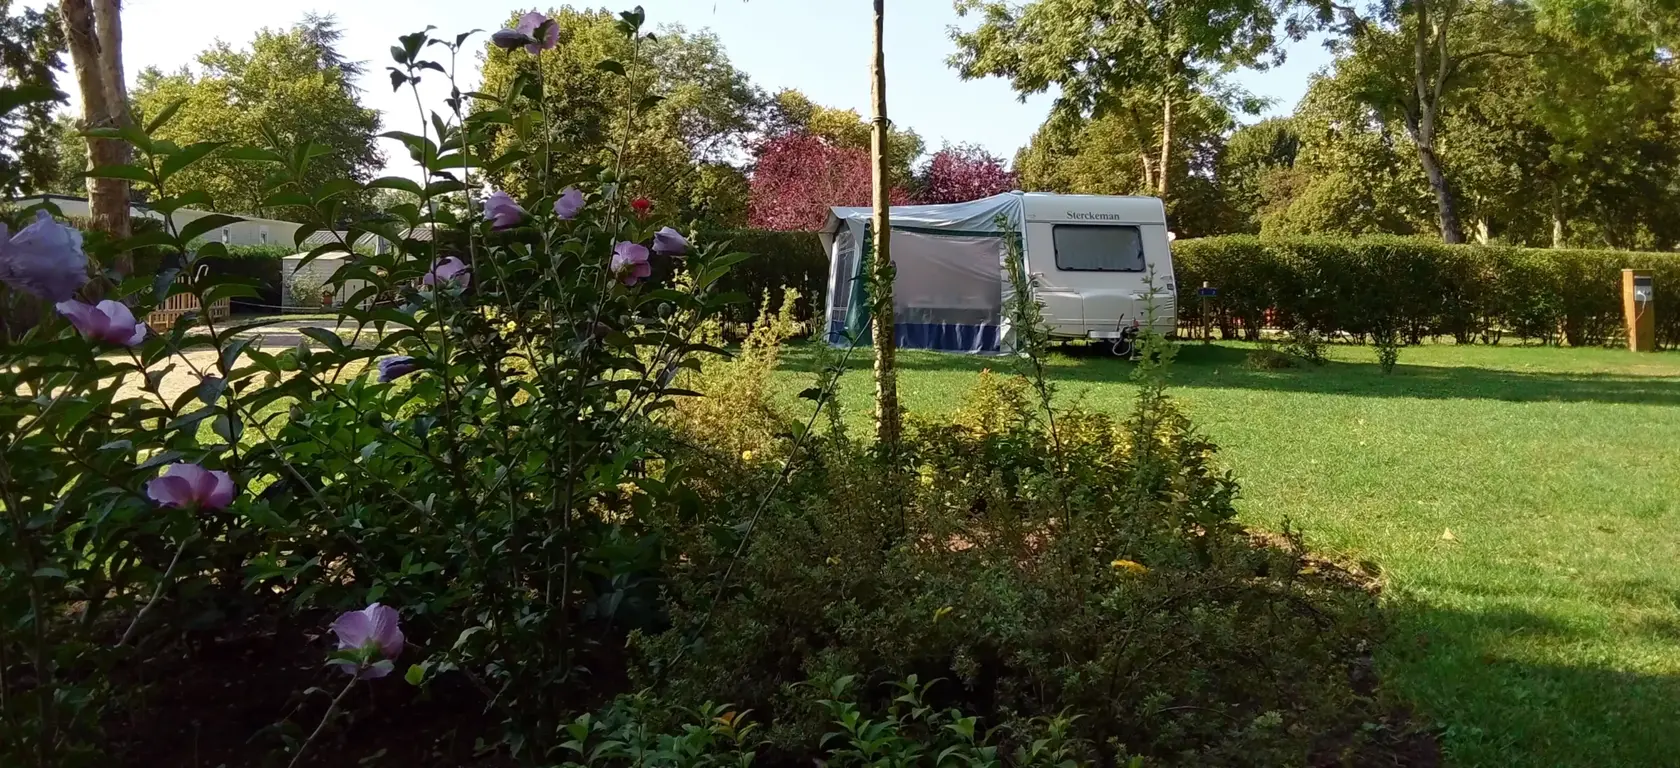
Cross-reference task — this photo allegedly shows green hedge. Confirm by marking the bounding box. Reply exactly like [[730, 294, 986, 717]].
[[1172, 236, 1680, 348], [706, 229, 827, 326]]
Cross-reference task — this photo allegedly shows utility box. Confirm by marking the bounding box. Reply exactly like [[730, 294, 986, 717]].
[[1622, 269, 1655, 352]]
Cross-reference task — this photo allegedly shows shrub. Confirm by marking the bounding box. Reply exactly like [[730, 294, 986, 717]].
[[1173, 235, 1680, 348], [0, 17, 748, 765], [645, 348, 1390, 766]]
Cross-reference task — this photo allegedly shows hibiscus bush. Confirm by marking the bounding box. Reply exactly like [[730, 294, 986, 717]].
[[0, 10, 747, 766]]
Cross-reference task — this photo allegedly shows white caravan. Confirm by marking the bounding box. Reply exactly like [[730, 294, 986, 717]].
[[820, 191, 1176, 355]]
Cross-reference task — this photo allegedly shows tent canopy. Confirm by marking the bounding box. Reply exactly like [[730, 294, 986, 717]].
[[820, 192, 1024, 354]]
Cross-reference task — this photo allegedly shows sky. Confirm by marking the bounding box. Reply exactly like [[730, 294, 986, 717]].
[[38, 0, 1335, 179]]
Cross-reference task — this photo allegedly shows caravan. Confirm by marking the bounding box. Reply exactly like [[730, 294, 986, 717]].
[[821, 192, 1176, 355]]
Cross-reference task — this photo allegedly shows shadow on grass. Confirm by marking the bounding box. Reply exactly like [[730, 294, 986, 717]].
[[780, 342, 1680, 407], [1382, 599, 1680, 767]]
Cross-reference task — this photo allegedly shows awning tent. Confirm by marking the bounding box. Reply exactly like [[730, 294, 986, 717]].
[[820, 192, 1023, 354]]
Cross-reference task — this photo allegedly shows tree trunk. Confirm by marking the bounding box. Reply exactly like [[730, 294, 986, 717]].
[[60, 0, 133, 275], [869, 0, 900, 452], [1414, 141, 1464, 243], [1550, 181, 1566, 248], [1157, 90, 1173, 201]]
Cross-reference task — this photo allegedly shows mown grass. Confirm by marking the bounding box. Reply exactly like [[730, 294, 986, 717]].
[[772, 340, 1680, 768]]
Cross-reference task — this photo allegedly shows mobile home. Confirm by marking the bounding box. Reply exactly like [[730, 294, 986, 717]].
[[820, 192, 1176, 354]]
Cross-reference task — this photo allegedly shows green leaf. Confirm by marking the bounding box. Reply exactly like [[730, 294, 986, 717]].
[[596, 59, 626, 76], [405, 663, 426, 686], [145, 97, 188, 133], [299, 327, 347, 354], [367, 176, 424, 197], [159, 141, 228, 180], [148, 190, 214, 216], [179, 214, 245, 244]]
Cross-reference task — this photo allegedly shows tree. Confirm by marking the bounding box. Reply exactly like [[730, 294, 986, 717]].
[[60, 0, 133, 266], [1326, 0, 1542, 243], [914, 143, 1016, 204], [131, 23, 384, 217], [476, 10, 765, 230], [1215, 118, 1299, 232], [746, 131, 908, 231], [950, 0, 1305, 205], [295, 12, 364, 85], [869, 0, 899, 450], [1014, 90, 1241, 235], [762, 88, 924, 187], [0, 0, 67, 197]]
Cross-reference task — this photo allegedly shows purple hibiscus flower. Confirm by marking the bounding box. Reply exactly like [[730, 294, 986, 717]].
[[611, 241, 651, 286], [56, 299, 148, 347], [0, 210, 90, 302], [330, 603, 405, 679], [652, 227, 688, 257], [482, 190, 527, 230], [423, 256, 471, 289], [377, 356, 421, 383], [146, 463, 235, 511], [514, 11, 560, 54], [554, 186, 585, 220]]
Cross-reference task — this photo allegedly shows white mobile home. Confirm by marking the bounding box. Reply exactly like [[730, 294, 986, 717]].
[[820, 192, 1176, 354]]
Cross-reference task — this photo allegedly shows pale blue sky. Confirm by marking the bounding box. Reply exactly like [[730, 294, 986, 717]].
[[48, 0, 1333, 177]]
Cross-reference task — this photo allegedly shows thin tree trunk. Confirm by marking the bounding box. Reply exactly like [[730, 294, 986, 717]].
[[1550, 180, 1566, 248], [60, 0, 133, 274], [869, 0, 900, 451], [1157, 90, 1173, 200]]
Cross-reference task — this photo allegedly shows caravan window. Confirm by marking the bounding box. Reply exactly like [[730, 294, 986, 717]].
[[1052, 225, 1145, 272]]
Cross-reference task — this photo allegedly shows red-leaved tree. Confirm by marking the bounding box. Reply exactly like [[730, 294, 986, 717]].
[[914, 144, 1017, 205], [748, 131, 908, 231]]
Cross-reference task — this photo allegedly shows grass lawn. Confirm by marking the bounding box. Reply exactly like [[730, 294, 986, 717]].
[[772, 340, 1680, 768]]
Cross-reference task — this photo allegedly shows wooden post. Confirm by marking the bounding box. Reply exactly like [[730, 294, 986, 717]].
[[869, 0, 900, 452], [1622, 269, 1655, 352]]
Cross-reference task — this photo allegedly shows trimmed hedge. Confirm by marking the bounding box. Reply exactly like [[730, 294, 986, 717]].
[[1173, 236, 1680, 348], [707, 229, 827, 326]]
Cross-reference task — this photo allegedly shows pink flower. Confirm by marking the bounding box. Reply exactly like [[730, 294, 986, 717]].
[[554, 186, 585, 220], [1, 210, 89, 302], [56, 299, 147, 346], [482, 190, 527, 230], [423, 256, 470, 289], [514, 11, 560, 54], [611, 241, 651, 286], [652, 227, 687, 256], [146, 463, 235, 511], [330, 603, 405, 679]]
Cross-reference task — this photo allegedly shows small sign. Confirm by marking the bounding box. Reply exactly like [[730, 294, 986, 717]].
[[1197, 286, 1218, 297]]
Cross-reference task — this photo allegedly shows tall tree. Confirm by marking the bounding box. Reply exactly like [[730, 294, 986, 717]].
[[762, 87, 924, 187], [0, 0, 67, 197], [1015, 90, 1240, 235], [950, 0, 1305, 206], [295, 12, 364, 85], [746, 132, 907, 230], [60, 0, 132, 267], [1327, 0, 1538, 243], [869, 0, 900, 451], [914, 143, 1016, 204], [131, 25, 384, 218], [477, 10, 764, 230]]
